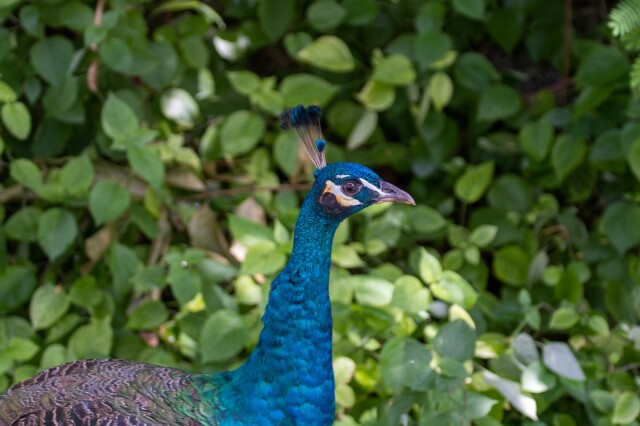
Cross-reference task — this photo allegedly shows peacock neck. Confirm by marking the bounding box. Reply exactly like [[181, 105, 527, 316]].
[[218, 193, 338, 424]]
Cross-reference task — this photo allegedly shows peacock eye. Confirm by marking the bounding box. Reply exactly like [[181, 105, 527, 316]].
[[341, 180, 361, 196]]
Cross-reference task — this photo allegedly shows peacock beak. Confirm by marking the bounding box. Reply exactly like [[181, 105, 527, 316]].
[[374, 181, 415, 205]]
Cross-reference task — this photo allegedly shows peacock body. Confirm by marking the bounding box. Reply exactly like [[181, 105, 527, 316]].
[[0, 106, 414, 426]]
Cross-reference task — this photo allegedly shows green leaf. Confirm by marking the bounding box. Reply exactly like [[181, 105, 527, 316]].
[[454, 52, 500, 91], [258, 0, 294, 42], [307, 0, 346, 32], [0, 265, 37, 314], [612, 391, 640, 425], [627, 138, 640, 182], [30, 36, 74, 85], [477, 84, 521, 122], [127, 145, 165, 188], [273, 132, 299, 176], [280, 74, 338, 107], [428, 72, 453, 111], [454, 161, 494, 203], [29, 284, 70, 330], [380, 336, 432, 392], [126, 301, 168, 330], [220, 110, 265, 156], [549, 307, 580, 330], [346, 110, 377, 151], [453, 0, 485, 20], [431, 271, 478, 308], [37, 208, 78, 260], [552, 135, 586, 183], [575, 45, 628, 87], [351, 275, 394, 306], [89, 180, 131, 225], [519, 119, 554, 161], [487, 7, 523, 52], [5, 207, 41, 242], [200, 309, 248, 363], [240, 241, 286, 275], [521, 361, 557, 393], [464, 392, 498, 419], [493, 245, 530, 287], [391, 275, 431, 314], [5, 338, 39, 362], [0, 80, 17, 103], [227, 71, 261, 96], [59, 155, 94, 196], [542, 342, 585, 381], [483, 370, 539, 420], [434, 320, 476, 361], [418, 248, 442, 283], [69, 318, 113, 358], [297, 36, 355, 73], [488, 174, 534, 213], [100, 37, 134, 74], [101, 93, 139, 140], [1, 102, 32, 140], [10, 159, 42, 191], [160, 88, 199, 128], [601, 202, 640, 254], [357, 80, 395, 111], [469, 225, 497, 247], [415, 30, 452, 68], [372, 54, 416, 86]]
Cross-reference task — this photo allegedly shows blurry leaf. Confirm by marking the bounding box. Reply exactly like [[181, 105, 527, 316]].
[[513, 333, 539, 365], [431, 270, 478, 308], [351, 275, 394, 306], [160, 88, 200, 128], [30, 284, 70, 330], [0, 265, 37, 314], [127, 145, 165, 188], [59, 155, 94, 196], [464, 392, 498, 419], [628, 138, 640, 182], [273, 132, 299, 176], [483, 370, 538, 420], [220, 111, 265, 156], [380, 336, 432, 392], [5, 207, 41, 242], [549, 307, 579, 330], [454, 53, 499, 91], [227, 71, 261, 96], [0, 80, 17, 103], [434, 320, 476, 361], [342, 0, 378, 26], [101, 93, 138, 140], [487, 174, 534, 213], [5, 338, 39, 362], [487, 7, 523, 52], [200, 309, 248, 363], [126, 300, 168, 330], [331, 244, 365, 268], [407, 206, 447, 234], [229, 215, 273, 246], [372, 54, 416, 86], [335, 384, 356, 408], [297, 36, 355, 73], [601, 202, 640, 254], [280, 74, 338, 107], [346, 110, 377, 150], [415, 30, 452, 68], [612, 391, 640, 425], [69, 318, 113, 358], [1, 102, 31, 140], [428, 72, 453, 111], [418, 248, 442, 283], [453, 0, 485, 20], [493, 246, 530, 287], [542, 342, 586, 381], [37, 208, 78, 260], [89, 180, 131, 225], [575, 45, 628, 87], [391, 275, 431, 314], [259, 0, 294, 41], [70, 276, 103, 307], [334, 356, 356, 385], [519, 119, 554, 161], [552, 135, 586, 182], [477, 84, 521, 122], [454, 161, 494, 203], [357, 80, 395, 111], [469, 225, 497, 247], [100, 38, 134, 74], [521, 361, 557, 393], [240, 241, 286, 275], [307, 0, 346, 32], [30, 36, 74, 85], [10, 158, 42, 191]]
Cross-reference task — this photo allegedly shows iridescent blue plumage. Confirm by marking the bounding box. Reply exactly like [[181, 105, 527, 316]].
[[0, 106, 414, 426]]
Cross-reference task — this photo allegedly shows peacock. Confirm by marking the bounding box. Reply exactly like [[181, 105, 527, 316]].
[[0, 105, 414, 426]]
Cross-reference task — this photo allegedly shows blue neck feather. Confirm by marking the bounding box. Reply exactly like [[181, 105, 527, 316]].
[[212, 187, 338, 425]]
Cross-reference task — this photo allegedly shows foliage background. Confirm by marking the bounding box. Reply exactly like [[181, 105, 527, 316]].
[[1, 0, 640, 424]]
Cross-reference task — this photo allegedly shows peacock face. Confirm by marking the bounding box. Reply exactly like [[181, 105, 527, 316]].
[[312, 162, 414, 220]]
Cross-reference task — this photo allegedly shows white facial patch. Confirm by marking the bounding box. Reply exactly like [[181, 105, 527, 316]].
[[323, 181, 362, 206], [336, 174, 350, 179], [358, 178, 385, 197]]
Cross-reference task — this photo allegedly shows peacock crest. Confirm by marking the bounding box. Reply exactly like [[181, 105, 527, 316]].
[[279, 105, 327, 170]]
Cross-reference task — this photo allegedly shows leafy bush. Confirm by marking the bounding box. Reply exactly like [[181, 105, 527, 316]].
[[1, 0, 640, 424]]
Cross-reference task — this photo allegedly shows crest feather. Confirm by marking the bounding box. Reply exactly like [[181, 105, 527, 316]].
[[279, 105, 327, 169]]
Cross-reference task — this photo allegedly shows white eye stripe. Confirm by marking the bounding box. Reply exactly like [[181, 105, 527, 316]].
[[324, 181, 362, 206], [336, 174, 351, 179], [358, 178, 385, 196]]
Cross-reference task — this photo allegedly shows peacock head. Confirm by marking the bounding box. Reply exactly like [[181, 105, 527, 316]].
[[280, 105, 415, 222]]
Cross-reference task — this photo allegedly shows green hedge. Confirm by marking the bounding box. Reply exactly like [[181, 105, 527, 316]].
[[1, 0, 639, 424]]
